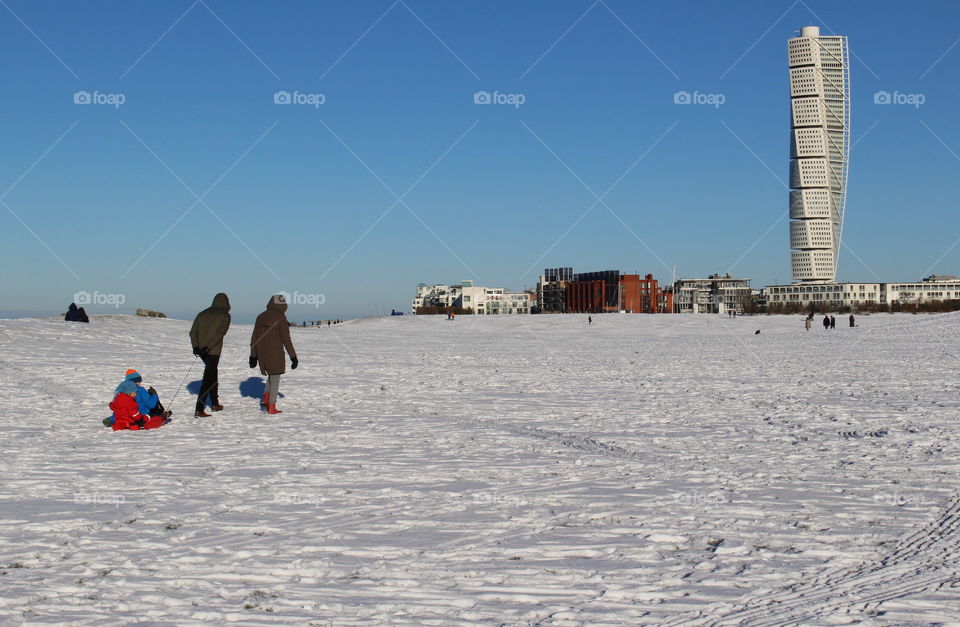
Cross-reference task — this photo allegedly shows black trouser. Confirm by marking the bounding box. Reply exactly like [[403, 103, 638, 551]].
[[149, 399, 166, 417], [196, 353, 221, 411]]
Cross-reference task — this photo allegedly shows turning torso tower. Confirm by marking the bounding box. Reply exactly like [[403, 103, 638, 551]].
[[787, 25, 850, 283]]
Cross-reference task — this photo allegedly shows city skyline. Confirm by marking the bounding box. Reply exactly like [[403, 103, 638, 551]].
[[1, 1, 958, 321]]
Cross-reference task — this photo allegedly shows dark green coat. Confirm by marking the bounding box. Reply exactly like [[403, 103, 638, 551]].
[[190, 293, 231, 356]]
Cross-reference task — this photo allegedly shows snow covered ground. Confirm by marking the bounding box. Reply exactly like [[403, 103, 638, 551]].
[[1, 312, 959, 625]]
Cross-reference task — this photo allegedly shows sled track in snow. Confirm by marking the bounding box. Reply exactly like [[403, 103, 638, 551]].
[[674, 491, 960, 625]]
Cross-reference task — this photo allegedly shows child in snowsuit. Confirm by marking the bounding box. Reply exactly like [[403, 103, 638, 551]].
[[109, 381, 169, 431]]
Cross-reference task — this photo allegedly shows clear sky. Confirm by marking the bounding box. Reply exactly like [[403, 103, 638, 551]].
[[1, 0, 958, 322]]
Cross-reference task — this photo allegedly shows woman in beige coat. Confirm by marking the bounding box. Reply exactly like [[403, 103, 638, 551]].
[[249, 295, 298, 414]]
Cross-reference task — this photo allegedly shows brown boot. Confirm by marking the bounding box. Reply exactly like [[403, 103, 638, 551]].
[[211, 405, 224, 412], [195, 410, 211, 417]]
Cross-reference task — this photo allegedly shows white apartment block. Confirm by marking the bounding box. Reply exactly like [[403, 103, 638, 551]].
[[764, 276, 960, 309], [413, 280, 533, 314], [674, 274, 751, 314], [788, 25, 850, 283], [411, 283, 462, 312], [884, 276, 960, 304], [765, 282, 881, 308], [461, 280, 533, 315]]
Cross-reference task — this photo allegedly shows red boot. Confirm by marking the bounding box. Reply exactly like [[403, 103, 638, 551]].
[[261, 393, 269, 407], [267, 403, 282, 414]]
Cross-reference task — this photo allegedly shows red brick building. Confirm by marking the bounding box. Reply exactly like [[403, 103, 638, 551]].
[[565, 272, 671, 313]]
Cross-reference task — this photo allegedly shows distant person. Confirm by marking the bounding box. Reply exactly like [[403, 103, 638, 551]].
[[849, 314, 855, 327], [588, 315, 592, 325], [804, 317, 812, 331], [108, 380, 170, 431], [190, 293, 231, 417], [250, 294, 298, 415], [823, 314, 830, 330], [830, 315, 836, 329], [77, 307, 89, 323], [64, 303, 81, 322]]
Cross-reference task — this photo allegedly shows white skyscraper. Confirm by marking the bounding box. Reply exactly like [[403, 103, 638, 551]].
[[788, 25, 850, 283]]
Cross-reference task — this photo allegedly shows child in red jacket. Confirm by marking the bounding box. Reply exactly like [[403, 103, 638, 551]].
[[110, 381, 169, 431]]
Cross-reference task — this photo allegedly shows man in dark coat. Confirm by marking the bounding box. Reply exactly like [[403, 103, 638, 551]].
[[249, 294, 298, 415], [822, 314, 830, 330], [65, 303, 81, 322], [190, 293, 231, 417]]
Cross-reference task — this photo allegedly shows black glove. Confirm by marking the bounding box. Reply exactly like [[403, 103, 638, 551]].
[[192, 346, 200, 356], [198, 346, 210, 359], [147, 386, 157, 396], [249, 356, 257, 369], [290, 357, 298, 370]]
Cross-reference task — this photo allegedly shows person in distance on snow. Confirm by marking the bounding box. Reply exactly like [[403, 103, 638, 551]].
[[249, 294, 298, 415], [190, 293, 231, 418], [64, 303, 88, 322], [109, 381, 170, 431]]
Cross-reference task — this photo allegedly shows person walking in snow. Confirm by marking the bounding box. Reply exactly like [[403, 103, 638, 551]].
[[109, 381, 170, 431], [830, 315, 836, 329], [190, 293, 231, 417], [249, 294, 298, 415], [822, 314, 830, 330], [804, 317, 812, 331], [849, 314, 855, 327]]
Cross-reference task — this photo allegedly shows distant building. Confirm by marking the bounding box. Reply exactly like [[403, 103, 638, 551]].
[[414, 280, 532, 314], [764, 282, 880, 310], [537, 268, 572, 313], [412, 283, 462, 312], [764, 275, 960, 311], [788, 25, 851, 283], [883, 275, 960, 305], [674, 274, 752, 314], [462, 280, 533, 314], [537, 268, 671, 313]]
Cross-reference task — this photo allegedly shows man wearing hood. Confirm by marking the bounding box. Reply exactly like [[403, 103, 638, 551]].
[[64, 303, 81, 322], [190, 293, 231, 417], [249, 294, 298, 414]]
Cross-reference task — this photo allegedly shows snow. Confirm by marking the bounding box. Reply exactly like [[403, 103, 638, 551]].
[[1, 312, 959, 624]]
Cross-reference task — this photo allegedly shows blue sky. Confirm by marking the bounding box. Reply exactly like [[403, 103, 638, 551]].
[[1, 0, 959, 322]]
